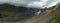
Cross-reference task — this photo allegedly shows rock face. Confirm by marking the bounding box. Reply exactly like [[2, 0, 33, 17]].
[[33, 3, 60, 23]]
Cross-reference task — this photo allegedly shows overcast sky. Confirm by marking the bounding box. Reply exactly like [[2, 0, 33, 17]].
[[0, 0, 60, 9]]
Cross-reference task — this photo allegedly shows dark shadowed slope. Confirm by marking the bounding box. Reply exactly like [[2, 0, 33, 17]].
[[0, 3, 46, 22]]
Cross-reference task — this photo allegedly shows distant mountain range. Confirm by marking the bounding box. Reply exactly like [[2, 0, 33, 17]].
[[0, 4, 46, 21], [0, 4, 46, 13]]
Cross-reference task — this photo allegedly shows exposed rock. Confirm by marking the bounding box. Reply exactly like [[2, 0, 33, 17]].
[[33, 3, 60, 23]]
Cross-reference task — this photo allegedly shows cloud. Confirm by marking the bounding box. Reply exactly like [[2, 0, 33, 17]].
[[45, 0, 60, 8], [0, 0, 60, 9]]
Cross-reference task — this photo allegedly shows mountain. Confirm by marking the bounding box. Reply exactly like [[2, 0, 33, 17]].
[[0, 3, 46, 22], [33, 3, 60, 23], [0, 3, 60, 23]]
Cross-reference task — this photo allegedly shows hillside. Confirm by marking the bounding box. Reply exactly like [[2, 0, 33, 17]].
[[33, 3, 60, 23], [0, 3, 60, 23]]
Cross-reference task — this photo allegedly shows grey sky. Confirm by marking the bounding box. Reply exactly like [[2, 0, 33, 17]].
[[0, 0, 60, 9]]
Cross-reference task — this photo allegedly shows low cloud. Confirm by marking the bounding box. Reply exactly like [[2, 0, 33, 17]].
[[0, 0, 60, 9]]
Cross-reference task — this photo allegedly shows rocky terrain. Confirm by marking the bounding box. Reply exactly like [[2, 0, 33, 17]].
[[33, 3, 60, 23], [0, 4, 45, 22], [0, 3, 60, 23]]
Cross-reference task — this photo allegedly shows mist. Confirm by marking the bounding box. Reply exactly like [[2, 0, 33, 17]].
[[0, 0, 60, 9]]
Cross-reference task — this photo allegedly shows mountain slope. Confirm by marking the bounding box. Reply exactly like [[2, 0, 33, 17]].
[[33, 3, 60, 23]]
